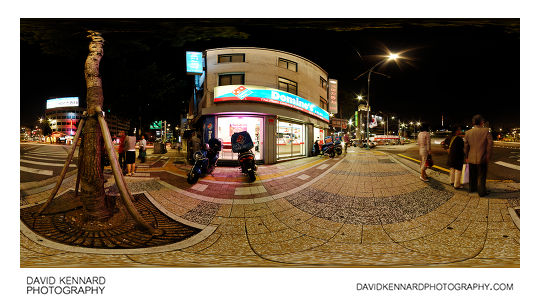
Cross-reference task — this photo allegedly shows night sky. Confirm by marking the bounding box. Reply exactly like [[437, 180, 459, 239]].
[[20, 19, 519, 130]]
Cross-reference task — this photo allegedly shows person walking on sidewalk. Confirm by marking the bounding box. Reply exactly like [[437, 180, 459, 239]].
[[417, 123, 431, 182], [464, 114, 493, 197], [124, 130, 137, 176], [138, 135, 147, 163], [118, 130, 126, 174], [447, 126, 465, 189]]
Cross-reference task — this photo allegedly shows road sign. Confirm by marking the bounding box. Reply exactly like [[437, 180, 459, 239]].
[[150, 120, 162, 130]]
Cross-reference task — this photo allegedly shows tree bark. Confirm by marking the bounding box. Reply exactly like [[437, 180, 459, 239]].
[[80, 30, 112, 221]]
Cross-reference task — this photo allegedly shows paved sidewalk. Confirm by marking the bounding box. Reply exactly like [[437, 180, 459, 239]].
[[20, 147, 520, 267]]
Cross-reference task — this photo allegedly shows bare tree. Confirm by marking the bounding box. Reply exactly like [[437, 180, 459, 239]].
[[79, 31, 112, 221]]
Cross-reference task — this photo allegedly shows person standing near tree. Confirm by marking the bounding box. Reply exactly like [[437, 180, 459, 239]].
[[124, 130, 137, 176], [138, 135, 147, 163], [118, 130, 126, 174], [464, 114, 493, 197]]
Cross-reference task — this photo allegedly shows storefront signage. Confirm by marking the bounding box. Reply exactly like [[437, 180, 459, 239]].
[[214, 85, 329, 122], [328, 79, 338, 114], [331, 118, 348, 129], [186, 51, 203, 75], [46, 97, 79, 109]]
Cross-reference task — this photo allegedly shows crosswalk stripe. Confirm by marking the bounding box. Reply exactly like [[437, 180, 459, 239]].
[[25, 152, 68, 156], [20, 166, 53, 175], [494, 161, 520, 170], [20, 159, 77, 167], [22, 155, 69, 161]]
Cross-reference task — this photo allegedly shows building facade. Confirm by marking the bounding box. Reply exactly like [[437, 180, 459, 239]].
[[195, 47, 330, 164], [44, 97, 130, 141]]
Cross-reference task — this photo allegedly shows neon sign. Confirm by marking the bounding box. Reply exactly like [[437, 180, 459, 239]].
[[46, 97, 79, 109], [214, 85, 329, 122]]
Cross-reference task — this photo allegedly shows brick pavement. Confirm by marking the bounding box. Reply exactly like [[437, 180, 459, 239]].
[[20, 148, 520, 267]]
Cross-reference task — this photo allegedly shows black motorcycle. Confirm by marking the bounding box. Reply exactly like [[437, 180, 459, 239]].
[[320, 141, 335, 158], [334, 140, 343, 156], [231, 131, 257, 182], [187, 138, 221, 184]]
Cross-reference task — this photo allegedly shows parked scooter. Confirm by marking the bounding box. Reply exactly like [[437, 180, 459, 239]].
[[187, 138, 222, 184], [231, 131, 257, 182], [334, 137, 343, 156], [320, 136, 335, 158]]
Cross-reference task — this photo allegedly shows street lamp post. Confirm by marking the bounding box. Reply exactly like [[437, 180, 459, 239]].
[[355, 52, 400, 149]]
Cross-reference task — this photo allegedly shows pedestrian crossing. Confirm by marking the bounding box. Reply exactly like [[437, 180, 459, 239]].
[[20, 145, 77, 180]]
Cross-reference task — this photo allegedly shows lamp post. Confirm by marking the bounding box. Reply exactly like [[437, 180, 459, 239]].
[[355, 52, 400, 149]]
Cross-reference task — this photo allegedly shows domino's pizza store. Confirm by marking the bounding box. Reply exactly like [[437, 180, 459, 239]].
[[199, 85, 330, 164]]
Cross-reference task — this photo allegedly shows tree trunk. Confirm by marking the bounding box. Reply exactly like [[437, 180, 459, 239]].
[[80, 30, 112, 221]]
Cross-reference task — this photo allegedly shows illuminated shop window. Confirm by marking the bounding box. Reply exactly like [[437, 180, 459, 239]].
[[278, 58, 298, 72], [219, 73, 245, 86], [218, 53, 245, 63], [278, 77, 297, 95]]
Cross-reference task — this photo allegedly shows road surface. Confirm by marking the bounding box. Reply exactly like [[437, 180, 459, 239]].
[[376, 141, 520, 182]]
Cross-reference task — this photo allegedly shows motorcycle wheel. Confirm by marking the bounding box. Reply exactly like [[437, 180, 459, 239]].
[[336, 148, 342, 156], [187, 168, 199, 184], [247, 170, 256, 182], [329, 151, 335, 158]]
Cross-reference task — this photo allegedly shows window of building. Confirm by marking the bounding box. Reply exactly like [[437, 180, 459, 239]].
[[278, 58, 298, 72], [218, 53, 245, 63], [219, 73, 245, 86], [278, 77, 298, 95], [320, 97, 328, 111], [320, 77, 328, 90]]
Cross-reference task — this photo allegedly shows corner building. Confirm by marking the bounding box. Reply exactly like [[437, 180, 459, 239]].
[[197, 47, 330, 164]]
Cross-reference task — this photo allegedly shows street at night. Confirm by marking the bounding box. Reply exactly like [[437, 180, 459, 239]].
[[11, 4, 536, 300]]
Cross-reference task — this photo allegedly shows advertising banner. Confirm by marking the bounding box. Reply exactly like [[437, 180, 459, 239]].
[[46, 97, 79, 109], [328, 79, 338, 114], [214, 85, 330, 122], [203, 116, 215, 144], [186, 51, 203, 75]]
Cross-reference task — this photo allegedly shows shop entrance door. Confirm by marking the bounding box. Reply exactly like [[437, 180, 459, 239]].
[[277, 121, 305, 159]]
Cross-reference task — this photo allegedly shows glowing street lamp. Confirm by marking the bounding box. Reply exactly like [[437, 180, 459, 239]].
[[354, 51, 402, 148]]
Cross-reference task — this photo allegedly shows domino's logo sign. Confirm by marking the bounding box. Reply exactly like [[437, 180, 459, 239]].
[[231, 86, 253, 100], [236, 134, 245, 144]]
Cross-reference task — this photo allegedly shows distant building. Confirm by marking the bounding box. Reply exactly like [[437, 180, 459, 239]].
[[44, 97, 130, 140], [44, 97, 84, 140], [105, 113, 130, 138]]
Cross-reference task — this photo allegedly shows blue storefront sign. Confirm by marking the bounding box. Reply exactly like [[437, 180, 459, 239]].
[[186, 51, 203, 75], [214, 85, 330, 122]]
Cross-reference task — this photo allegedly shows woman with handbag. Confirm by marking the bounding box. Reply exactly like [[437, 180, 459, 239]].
[[447, 126, 465, 189], [417, 123, 431, 182]]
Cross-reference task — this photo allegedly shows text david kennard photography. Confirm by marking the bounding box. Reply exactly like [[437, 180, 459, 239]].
[[26, 276, 106, 295]]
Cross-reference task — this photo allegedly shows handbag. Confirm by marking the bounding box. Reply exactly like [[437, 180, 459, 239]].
[[425, 154, 434, 168], [461, 163, 469, 184]]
